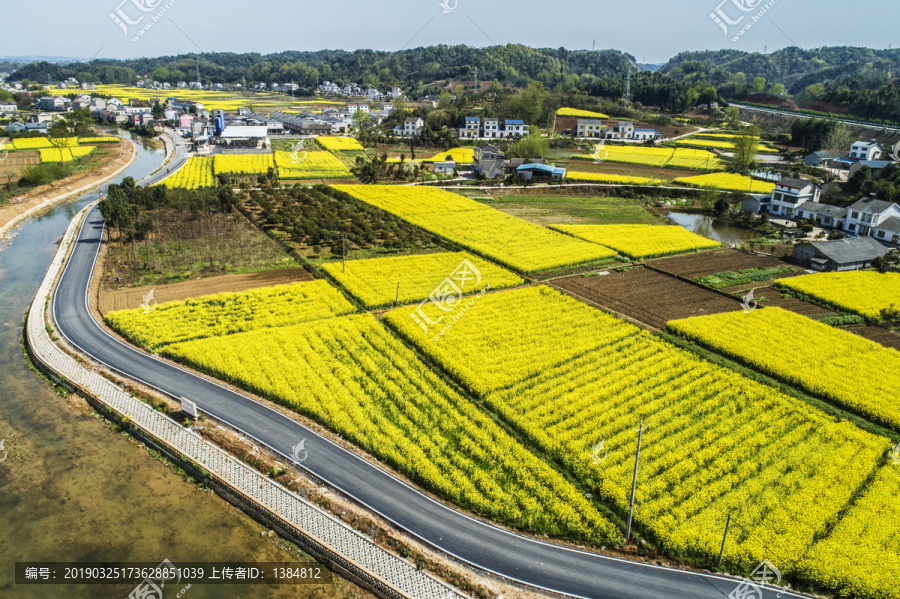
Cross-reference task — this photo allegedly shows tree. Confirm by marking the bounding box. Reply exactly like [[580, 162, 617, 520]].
[[438, 92, 453, 109], [352, 109, 369, 131], [509, 132, 549, 159], [752, 77, 766, 93], [771, 83, 785, 96], [729, 126, 760, 172], [725, 106, 740, 125], [822, 121, 854, 160]]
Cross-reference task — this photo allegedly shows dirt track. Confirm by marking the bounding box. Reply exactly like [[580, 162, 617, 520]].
[[98, 267, 313, 316]]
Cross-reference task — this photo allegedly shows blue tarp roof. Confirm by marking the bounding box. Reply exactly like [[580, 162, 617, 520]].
[[465, 116, 480, 121], [517, 163, 566, 175], [634, 128, 656, 132], [505, 119, 525, 125]]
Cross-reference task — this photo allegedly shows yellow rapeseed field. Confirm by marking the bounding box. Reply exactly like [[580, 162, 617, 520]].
[[558, 107, 610, 118], [315, 136, 364, 151], [322, 251, 523, 308], [674, 172, 776, 193], [423, 148, 475, 163], [669, 307, 900, 430], [573, 145, 725, 170], [331, 185, 617, 273], [385, 285, 890, 578], [160, 156, 216, 189], [274, 150, 353, 180], [213, 153, 275, 175], [774, 271, 900, 320], [106, 280, 355, 350], [159, 313, 621, 544], [38, 146, 95, 163], [13, 137, 78, 150], [564, 172, 665, 185], [552, 224, 719, 259]]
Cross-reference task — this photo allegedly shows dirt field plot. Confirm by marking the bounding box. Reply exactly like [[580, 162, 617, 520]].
[[99, 267, 313, 316], [554, 267, 741, 329], [751, 285, 837, 318], [844, 325, 900, 351], [648, 249, 792, 279]]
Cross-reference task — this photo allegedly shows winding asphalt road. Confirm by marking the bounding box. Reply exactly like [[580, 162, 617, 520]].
[[49, 137, 811, 599]]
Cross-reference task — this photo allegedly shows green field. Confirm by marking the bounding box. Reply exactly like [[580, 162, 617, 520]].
[[477, 195, 663, 227]]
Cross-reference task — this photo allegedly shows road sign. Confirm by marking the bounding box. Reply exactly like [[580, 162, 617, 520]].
[[180, 397, 199, 420]]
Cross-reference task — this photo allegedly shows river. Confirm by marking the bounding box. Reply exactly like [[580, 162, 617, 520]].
[[665, 210, 757, 244], [0, 130, 347, 598]]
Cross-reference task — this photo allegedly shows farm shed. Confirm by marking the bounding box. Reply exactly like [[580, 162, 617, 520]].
[[791, 237, 889, 272]]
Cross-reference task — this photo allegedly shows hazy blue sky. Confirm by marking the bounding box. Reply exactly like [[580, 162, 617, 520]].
[[2, 0, 897, 64]]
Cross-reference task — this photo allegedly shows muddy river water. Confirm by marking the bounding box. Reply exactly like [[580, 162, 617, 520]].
[[0, 132, 351, 598]]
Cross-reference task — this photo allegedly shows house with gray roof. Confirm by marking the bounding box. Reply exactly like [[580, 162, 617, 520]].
[[842, 195, 900, 240], [767, 176, 821, 218], [796, 202, 847, 229], [848, 160, 895, 177], [791, 236, 890, 271], [804, 151, 832, 167]]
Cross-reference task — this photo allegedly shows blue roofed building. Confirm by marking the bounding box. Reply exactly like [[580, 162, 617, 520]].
[[516, 163, 566, 182]]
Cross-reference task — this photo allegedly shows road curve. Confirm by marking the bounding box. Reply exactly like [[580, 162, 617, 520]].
[[49, 146, 810, 599]]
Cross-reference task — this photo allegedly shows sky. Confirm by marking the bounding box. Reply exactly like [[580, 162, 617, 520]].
[[1, 0, 897, 65]]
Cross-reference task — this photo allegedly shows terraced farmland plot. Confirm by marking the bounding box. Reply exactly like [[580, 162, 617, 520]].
[[551, 224, 720, 260], [572, 146, 724, 170], [322, 251, 523, 309], [161, 156, 216, 189], [331, 185, 616, 274], [774, 271, 900, 321], [554, 268, 740, 329], [387, 285, 890, 580], [674, 172, 776, 193], [274, 150, 353, 180], [12, 137, 78, 150], [38, 146, 95, 163], [106, 280, 355, 350], [669, 307, 900, 430], [213, 153, 275, 176], [315, 136, 364, 151], [160, 313, 621, 544], [564, 172, 664, 185]]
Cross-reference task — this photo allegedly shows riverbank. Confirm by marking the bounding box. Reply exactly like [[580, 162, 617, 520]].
[[0, 133, 136, 240]]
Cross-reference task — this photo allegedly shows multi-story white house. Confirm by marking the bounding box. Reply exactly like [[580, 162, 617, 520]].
[[389, 87, 403, 99], [394, 117, 424, 137], [483, 117, 501, 138], [346, 103, 370, 113], [767, 177, 821, 218], [843, 195, 900, 242], [0, 103, 18, 114], [849, 140, 883, 161], [460, 116, 481, 139], [605, 121, 634, 139], [576, 119, 605, 138], [502, 119, 528, 138]]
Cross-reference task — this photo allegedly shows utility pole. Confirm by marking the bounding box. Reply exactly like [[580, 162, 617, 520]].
[[342, 233, 346, 273], [624, 68, 631, 107], [395, 282, 400, 307], [474, 66, 479, 93], [717, 513, 731, 568], [592, 39, 596, 51], [624, 419, 645, 542]]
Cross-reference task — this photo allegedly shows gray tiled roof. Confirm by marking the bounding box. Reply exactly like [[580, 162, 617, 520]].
[[806, 236, 889, 263], [777, 177, 814, 189], [877, 216, 900, 233], [848, 196, 898, 214], [797, 202, 846, 218]]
